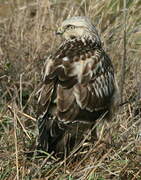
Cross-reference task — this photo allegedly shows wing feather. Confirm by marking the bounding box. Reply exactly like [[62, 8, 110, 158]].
[[57, 85, 75, 112], [40, 38, 116, 122]]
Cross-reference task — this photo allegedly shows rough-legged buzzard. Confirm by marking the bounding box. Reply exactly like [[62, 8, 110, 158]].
[[37, 16, 119, 157]]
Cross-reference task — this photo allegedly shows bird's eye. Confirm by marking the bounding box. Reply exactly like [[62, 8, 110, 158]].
[[66, 25, 75, 29]]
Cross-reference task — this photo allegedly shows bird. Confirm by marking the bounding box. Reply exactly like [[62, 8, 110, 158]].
[[37, 16, 119, 157]]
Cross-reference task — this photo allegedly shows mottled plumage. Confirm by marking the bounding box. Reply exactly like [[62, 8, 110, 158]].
[[37, 16, 119, 157]]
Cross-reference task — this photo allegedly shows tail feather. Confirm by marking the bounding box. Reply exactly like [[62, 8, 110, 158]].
[[37, 111, 101, 157], [37, 113, 67, 155]]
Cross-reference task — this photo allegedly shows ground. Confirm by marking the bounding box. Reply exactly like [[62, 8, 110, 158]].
[[0, 0, 141, 179]]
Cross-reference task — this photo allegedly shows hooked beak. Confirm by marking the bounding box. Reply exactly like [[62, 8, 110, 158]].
[[55, 31, 62, 35], [56, 28, 63, 35]]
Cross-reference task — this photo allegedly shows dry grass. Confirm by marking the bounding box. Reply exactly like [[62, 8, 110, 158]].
[[0, 0, 141, 179]]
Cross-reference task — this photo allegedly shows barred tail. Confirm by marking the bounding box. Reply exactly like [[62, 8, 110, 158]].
[[37, 114, 71, 156]]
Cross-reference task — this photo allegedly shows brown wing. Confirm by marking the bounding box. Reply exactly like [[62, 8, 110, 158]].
[[42, 38, 116, 122], [37, 82, 55, 115], [73, 53, 115, 112]]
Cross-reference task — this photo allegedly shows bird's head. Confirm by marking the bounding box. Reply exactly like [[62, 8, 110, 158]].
[[56, 16, 101, 44]]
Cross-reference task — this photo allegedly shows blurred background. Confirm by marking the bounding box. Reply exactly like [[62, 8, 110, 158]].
[[0, 0, 141, 179]]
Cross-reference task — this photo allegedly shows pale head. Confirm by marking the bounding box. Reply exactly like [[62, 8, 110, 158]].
[[56, 16, 101, 44]]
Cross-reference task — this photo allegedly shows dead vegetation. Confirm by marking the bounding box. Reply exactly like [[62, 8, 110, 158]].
[[0, 0, 141, 179]]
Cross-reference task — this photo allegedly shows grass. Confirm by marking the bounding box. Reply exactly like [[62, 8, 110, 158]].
[[0, 0, 141, 179]]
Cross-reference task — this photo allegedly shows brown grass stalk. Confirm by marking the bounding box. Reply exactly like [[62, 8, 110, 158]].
[[13, 108, 19, 180], [120, 0, 127, 104]]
